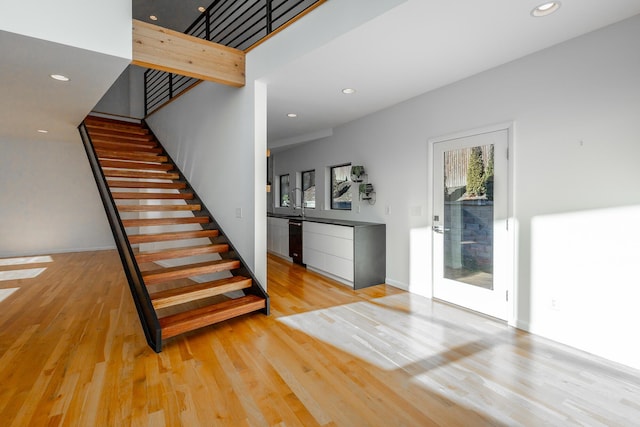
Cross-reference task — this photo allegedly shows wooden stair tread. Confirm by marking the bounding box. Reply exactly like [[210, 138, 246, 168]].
[[88, 130, 155, 142], [96, 149, 167, 163], [122, 216, 208, 227], [92, 140, 160, 153], [107, 180, 186, 190], [142, 259, 241, 285], [135, 243, 228, 263], [129, 229, 218, 244], [116, 204, 201, 212], [151, 276, 252, 309], [159, 294, 265, 339], [100, 160, 174, 172], [111, 192, 193, 200], [104, 169, 179, 180], [85, 117, 149, 134]]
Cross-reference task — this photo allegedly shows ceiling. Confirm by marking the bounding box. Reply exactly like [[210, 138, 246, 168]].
[[263, 0, 640, 148], [2, 1, 639, 147], [133, 0, 209, 32], [0, 30, 129, 142]]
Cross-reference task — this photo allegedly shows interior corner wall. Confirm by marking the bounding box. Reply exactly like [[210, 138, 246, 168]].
[[92, 65, 146, 119], [0, 135, 115, 257], [271, 15, 640, 370], [93, 68, 131, 117]]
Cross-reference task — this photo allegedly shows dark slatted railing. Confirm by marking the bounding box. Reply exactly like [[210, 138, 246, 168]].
[[144, 0, 323, 115]]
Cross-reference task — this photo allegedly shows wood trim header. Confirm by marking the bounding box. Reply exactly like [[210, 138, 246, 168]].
[[132, 19, 245, 87]]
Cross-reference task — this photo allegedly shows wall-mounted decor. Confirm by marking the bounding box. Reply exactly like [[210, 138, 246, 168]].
[[351, 165, 376, 204], [351, 165, 365, 182]]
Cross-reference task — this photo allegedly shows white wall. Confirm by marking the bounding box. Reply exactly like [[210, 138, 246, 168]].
[[272, 15, 640, 370], [0, 0, 132, 59], [0, 136, 114, 257]]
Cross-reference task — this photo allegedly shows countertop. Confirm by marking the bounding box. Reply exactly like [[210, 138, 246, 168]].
[[267, 213, 384, 228]]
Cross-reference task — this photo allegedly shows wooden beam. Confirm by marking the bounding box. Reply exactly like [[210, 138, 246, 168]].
[[132, 19, 245, 87]]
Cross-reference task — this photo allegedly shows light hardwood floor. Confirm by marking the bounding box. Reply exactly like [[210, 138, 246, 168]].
[[0, 250, 639, 426]]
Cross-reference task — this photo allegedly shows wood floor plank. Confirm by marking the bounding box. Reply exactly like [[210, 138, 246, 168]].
[[1, 251, 639, 426]]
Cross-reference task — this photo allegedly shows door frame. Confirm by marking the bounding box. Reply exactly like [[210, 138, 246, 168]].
[[427, 122, 516, 326]]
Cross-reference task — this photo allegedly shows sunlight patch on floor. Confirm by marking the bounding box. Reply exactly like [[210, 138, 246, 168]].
[[0, 287, 19, 303], [278, 293, 486, 371], [0, 255, 53, 266], [0, 268, 47, 282]]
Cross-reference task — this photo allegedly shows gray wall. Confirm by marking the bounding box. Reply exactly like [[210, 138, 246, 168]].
[[0, 135, 114, 256], [93, 65, 146, 119]]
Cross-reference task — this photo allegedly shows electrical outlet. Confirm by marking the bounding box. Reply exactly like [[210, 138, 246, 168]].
[[235, 207, 242, 218], [551, 298, 560, 311], [385, 205, 390, 215]]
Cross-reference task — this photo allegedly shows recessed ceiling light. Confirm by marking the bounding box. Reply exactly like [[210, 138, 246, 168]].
[[198, 6, 206, 13], [342, 88, 356, 94], [150, 15, 158, 21], [531, 2, 561, 17], [287, 113, 298, 118], [50, 74, 70, 82], [37, 129, 49, 134]]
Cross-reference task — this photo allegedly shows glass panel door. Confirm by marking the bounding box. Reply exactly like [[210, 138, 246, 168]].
[[432, 129, 509, 320]]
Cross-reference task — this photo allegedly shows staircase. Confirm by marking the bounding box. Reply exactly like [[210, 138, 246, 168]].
[[79, 115, 268, 351]]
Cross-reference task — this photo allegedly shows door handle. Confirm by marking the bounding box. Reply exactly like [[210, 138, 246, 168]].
[[433, 225, 449, 234]]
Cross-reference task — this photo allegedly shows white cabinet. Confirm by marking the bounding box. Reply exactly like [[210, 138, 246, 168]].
[[269, 216, 386, 289], [303, 222, 354, 284], [267, 217, 289, 259]]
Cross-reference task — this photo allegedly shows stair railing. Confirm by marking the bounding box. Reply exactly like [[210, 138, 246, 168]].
[[144, 0, 325, 115], [78, 123, 163, 352]]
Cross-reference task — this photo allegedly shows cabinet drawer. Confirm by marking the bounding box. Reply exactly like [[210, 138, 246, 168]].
[[304, 222, 353, 240], [326, 254, 353, 281], [303, 232, 353, 260]]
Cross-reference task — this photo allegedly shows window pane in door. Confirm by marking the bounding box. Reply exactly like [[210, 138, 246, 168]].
[[443, 145, 494, 289]]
